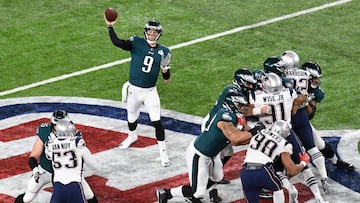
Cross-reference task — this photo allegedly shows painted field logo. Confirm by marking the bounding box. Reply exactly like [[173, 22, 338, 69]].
[[0, 97, 359, 203]]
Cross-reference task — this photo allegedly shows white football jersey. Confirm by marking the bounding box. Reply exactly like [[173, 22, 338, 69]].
[[284, 68, 310, 95], [249, 87, 297, 128], [244, 129, 293, 164], [46, 136, 97, 184]]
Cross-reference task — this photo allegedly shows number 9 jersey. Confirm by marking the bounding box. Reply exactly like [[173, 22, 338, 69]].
[[128, 36, 171, 88]]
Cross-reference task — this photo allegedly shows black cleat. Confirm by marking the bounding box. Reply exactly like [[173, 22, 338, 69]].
[[217, 178, 230, 184], [156, 188, 168, 203], [14, 193, 25, 203], [335, 159, 355, 171], [185, 197, 203, 203], [209, 189, 222, 203]]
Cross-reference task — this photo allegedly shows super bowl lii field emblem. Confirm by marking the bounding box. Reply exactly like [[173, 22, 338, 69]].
[[0, 96, 359, 202]]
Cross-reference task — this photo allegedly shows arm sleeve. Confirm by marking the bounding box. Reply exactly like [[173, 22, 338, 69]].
[[107, 26, 132, 50]]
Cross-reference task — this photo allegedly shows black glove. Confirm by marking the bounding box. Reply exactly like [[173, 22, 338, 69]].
[[249, 122, 266, 136]]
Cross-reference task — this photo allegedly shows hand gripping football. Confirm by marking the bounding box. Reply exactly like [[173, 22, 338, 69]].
[[105, 8, 118, 22]]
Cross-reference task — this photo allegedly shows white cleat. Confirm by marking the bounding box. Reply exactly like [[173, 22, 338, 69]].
[[321, 178, 331, 194], [160, 149, 171, 167], [118, 135, 138, 149]]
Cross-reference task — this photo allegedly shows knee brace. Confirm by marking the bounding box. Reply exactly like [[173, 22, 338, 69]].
[[128, 121, 138, 131], [152, 120, 165, 141]]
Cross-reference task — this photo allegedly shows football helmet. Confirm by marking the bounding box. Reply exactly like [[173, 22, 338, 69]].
[[144, 19, 162, 44], [280, 50, 300, 69], [253, 69, 268, 90], [50, 110, 69, 125], [301, 61, 322, 89], [270, 120, 291, 138], [263, 72, 283, 94], [54, 121, 75, 139], [233, 68, 257, 92], [263, 56, 286, 76], [223, 87, 248, 115]]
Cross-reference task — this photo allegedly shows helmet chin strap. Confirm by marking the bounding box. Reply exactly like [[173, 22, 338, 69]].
[[146, 39, 157, 44]]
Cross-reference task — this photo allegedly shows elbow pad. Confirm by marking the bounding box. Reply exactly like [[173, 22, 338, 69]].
[[162, 69, 171, 80], [28, 157, 38, 170]]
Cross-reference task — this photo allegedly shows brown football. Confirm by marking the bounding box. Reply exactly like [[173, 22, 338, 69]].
[[105, 8, 117, 22]]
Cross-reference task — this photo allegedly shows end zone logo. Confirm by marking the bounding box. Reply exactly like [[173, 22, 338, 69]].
[[0, 97, 359, 203]]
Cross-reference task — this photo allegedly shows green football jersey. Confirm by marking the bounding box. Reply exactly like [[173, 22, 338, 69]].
[[195, 108, 237, 157], [128, 36, 171, 88], [36, 123, 54, 173]]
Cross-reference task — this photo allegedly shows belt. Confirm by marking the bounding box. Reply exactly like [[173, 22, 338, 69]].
[[242, 163, 264, 170]]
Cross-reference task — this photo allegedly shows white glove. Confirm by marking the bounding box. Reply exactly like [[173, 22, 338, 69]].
[[32, 167, 43, 183]]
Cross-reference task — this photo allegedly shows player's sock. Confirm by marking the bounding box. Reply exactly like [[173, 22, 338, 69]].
[[302, 168, 324, 200], [308, 147, 328, 179], [118, 130, 138, 149], [158, 140, 170, 167], [273, 189, 285, 203]]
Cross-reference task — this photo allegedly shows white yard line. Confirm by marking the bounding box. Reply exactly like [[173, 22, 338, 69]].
[[0, 0, 351, 97]]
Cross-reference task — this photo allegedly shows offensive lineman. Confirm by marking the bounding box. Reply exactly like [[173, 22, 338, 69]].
[[156, 88, 256, 203]]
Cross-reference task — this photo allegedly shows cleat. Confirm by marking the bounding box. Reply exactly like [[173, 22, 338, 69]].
[[14, 193, 25, 203], [335, 159, 355, 171], [156, 188, 168, 203], [185, 197, 203, 203], [217, 178, 230, 184], [321, 178, 331, 194], [209, 189, 222, 203], [160, 149, 171, 167], [118, 135, 138, 149]]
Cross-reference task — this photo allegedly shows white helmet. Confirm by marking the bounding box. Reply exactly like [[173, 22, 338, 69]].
[[263, 73, 283, 94], [270, 120, 291, 138], [280, 50, 300, 69], [54, 121, 75, 139]]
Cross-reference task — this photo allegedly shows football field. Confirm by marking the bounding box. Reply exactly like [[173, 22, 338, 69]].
[[1, 0, 359, 202]]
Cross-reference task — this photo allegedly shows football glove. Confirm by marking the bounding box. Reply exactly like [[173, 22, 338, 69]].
[[32, 167, 43, 183], [299, 152, 310, 167]]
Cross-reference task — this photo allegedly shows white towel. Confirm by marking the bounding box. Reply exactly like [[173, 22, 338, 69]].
[[121, 81, 131, 103]]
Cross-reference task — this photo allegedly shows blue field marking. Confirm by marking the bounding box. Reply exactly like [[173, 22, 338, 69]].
[[0, 102, 201, 136], [323, 137, 360, 193]]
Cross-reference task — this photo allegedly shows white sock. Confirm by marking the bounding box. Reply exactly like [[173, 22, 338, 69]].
[[308, 147, 328, 179], [302, 168, 324, 201], [170, 185, 184, 198], [158, 140, 167, 151], [273, 189, 285, 203]]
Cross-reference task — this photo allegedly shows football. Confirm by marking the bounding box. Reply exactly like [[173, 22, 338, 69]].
[[105, 8, 118, 22]]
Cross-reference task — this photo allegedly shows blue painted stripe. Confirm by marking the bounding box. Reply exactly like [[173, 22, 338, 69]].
[[0, 103, 201, 136]]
